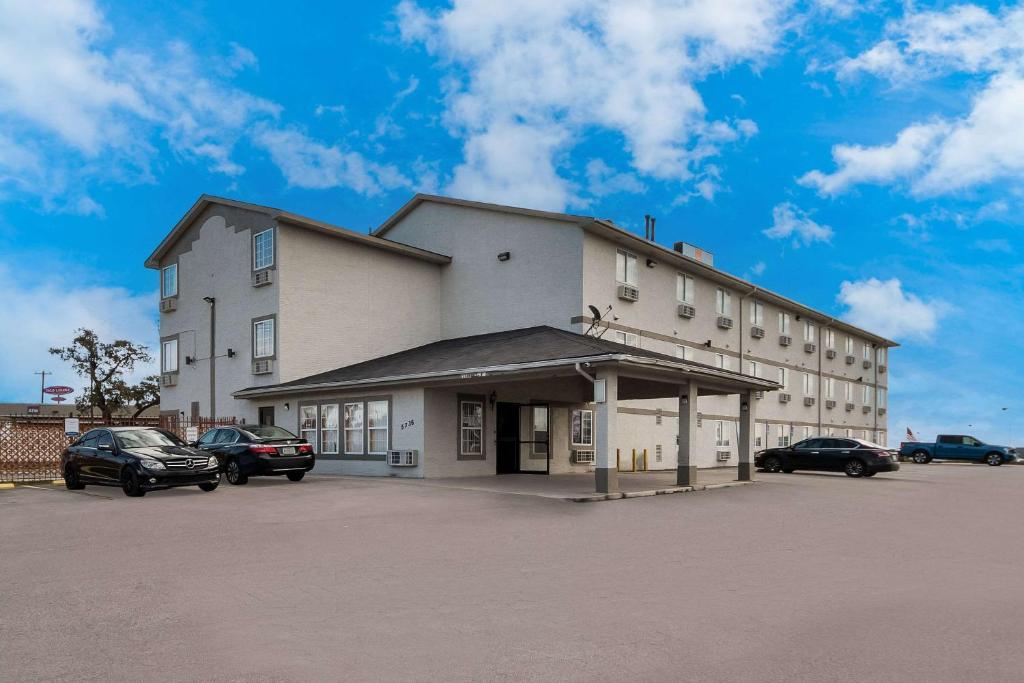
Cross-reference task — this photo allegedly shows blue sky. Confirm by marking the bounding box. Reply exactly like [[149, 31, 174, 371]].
[[1, 0, 1021, 444]]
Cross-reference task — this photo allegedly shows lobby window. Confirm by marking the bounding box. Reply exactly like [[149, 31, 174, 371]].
[[571, 408, 594, 447], [750, 300, 764, 326], [321, 404, 340, 455], [253, 318, 274, 358], [676, 273, 694, 304], [300, 406, 318, 450], [616, 249, 638, 286], [343, 402, 364, 454], [161, 338, 178, 373], [460, 399, 484, 456], [778, 312, 791, 335], [253, 228, 274, 270], [715, 420, 730, 447], [716, 288, 731, 316], [367, 400, 389, 454], [161, 264, 178, 298]]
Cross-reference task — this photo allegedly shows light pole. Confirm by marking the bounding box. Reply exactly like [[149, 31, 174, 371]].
[[34, 370, 50, 404], [1002, 407, 1013, 446]]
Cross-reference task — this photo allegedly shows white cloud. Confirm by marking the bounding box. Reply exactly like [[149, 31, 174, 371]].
[[0, 260, 158, 401], [763, 202, 833, 245], [585, 159, 645, 198], [397, 0, 787, 209], [972, 238, 1013, 254], [836, 278, 945, 340]]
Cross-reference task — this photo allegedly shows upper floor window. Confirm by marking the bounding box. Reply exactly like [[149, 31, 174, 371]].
[[750, 300, 764, 327], [862, 384, 872, 404], [161, 264, 178, 298], [614, 331, 639, 347], [823, 328, 835, 349], [615, 249, 637, 286], [716, 288, 731, 316], [803, 320, 816, 343], [675, 345, 694, 361], [802, 372, 815, 395], [824, 377, 834, 398], [876, 347, 887, 364], [676, 273, 694, 304], [845, 336, 854, 354], [253, 318, 275, 358], [778, 366, 789, 391], [747, 360, 760, 378], [714, 353, 730, 370], [877, 388, 887, 408], [778, 312, 791, 335], [253, 229, 274, 271], [844, 381, 853, 401], [863, 343, 872, 360], [161, 338, 178, 373]]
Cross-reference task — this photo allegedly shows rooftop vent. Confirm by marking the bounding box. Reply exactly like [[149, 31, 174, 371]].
[[673, 241, 714, 267]]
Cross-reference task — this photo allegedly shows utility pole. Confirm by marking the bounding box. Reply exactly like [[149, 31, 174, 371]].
[[34, 370, 49, 404]]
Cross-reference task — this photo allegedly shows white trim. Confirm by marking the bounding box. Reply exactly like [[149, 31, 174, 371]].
[[253, 318, 274, 358], [459, 399, 484, 456], [343, 402, 364, 455], [161, 263, 178, 298], [366, 399, 389, 455], [253, 228, 274, 270], [320, 403, 339, 455]]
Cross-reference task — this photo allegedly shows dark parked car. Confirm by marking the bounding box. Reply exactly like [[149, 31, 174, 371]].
[[194, 425, 314, 485], [61, 426, 221, 497], [755, 437, 900, 478]]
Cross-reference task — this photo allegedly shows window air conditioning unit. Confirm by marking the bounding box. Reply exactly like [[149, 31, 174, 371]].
[[387, 450, 418, 467], [573, 449, 596, 465], [617, 284, 639, 302], [754, 390, 764, 400], [845, 355, 856, 365], [779, 335, 792, 347], [878, 408, 887, 416], [161, 372, 178, 387], [779, 392, 791, 403], [159, 298, 177, 313], [826, 349, 837, 359], [825, 399, 837, 409], [716, 451, 731, 462], [252, 270, 274, 287], [878, 364, 887, 374], [677, 304, 696, 319], [750, 326, 765, 339], [252, 359, 274, 375], [804, 342, 817, 354], [845, 402, 855, 412], [862, 405, 872, 414], [862, 360, 873, 370], [717, 316, 733, 330], [804, 397, 816, 407]]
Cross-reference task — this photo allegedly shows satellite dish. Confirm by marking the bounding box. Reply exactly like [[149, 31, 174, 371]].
[[588, 305, 602, 322]]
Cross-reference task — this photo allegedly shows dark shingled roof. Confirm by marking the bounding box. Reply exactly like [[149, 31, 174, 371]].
[[237, 326, 773, 396]]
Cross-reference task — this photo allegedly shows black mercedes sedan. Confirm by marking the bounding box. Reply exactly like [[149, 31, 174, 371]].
[[755, 437, 900, 478], [61, 426, 221, 497], [194, 425, 314, 485]]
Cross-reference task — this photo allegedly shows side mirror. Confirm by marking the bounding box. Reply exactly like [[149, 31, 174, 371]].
[[97, 443, 114, 452], [189, 441, 199, 448]]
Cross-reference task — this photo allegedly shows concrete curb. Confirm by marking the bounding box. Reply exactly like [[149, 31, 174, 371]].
[[566, 479, 754, 503], [0, 479, 65, 490]]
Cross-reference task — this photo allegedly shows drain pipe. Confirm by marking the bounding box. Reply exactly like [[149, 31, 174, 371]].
[[575, 362, 596, 385]]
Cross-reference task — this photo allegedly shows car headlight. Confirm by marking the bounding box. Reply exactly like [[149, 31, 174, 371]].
[[206, 456, 219, 469], [140, 459, 166, 470]]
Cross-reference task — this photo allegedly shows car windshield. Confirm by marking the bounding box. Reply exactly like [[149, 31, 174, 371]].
[[241, 425, 296, 440], [854, 439, 889, 450], [114, 429, 186, 449]]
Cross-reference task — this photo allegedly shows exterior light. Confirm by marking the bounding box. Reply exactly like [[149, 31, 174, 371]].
[[497, 252, 511, 262], [741, 402, 749, 412]]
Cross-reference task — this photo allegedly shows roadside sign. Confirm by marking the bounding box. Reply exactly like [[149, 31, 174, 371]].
[[185, 426, 199, 443], [43, 386, 74, 396], [26, 405, 40, 415], [51, 396, 66, 403], [64, 417, 80, 437]]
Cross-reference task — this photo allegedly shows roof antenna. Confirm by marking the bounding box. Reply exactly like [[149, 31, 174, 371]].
[[650, 217, 656, 242], [584, 304, 612, 337], [644, 214, 651, 240]]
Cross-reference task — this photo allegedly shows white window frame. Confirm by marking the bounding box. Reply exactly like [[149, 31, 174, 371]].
[[804, 320, 816, 343], [715, 420, 730, 447], [714, 353, 729, 370], [802, 372, 815, 396], [321, 404, 340, 455], [675, 345, 694, 361], [571, 408, 594, 447], [253, 228, 274, 271], [877, 388, 887, 408], [750, 300, 764, 326], [343, 402, 364, 455], [779, 312, 791, 335], [676, 273, 694, 304], [459, 399, 484, 456], [824, 377, 834, 399], [716, 288, 732, 316], [161, 264, 178, 298], [161, 339, 178, 373], [845, 336, 854, 354], [616, 249, 638, 286], [253, 319, 274, 359], [778, 367, 789, 391], [802, 426, 812, 441], [877, 347, 887, 364], [614, 331, 639, 347], [824, 328, 835, 349], [844, 381, 853, 401], [777, 424, 790, 447], [299, 405, 318, 451], [366, 400, 389, 455], [863, 343, 872, 360], [862, 384, 872, 405], [748, 360, 760, 378]]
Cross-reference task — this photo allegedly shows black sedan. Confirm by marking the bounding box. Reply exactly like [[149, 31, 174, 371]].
[[194, 425, 314, 485], [61, 426, 221, 497], [755, 437, 900, 478]]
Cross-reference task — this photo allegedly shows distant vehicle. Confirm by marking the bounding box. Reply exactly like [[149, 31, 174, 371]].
[[194, 425, 314, 485], [899, 435, 1017, 466], [61, 426, 220, 497], [755, 437, 900, 478]]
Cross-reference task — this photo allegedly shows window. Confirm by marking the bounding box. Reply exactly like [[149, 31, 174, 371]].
[[531, 406, 549, 456], [197, 429, 219, 446], [161, 338, 178, 373], [778, 367, 789, 391], [877, 388, 887, 408], [845, 336, 854, 354], [802, 372, 815, 396], [253, 318, 274, 358], [803, 320, 816, 343], [460, 399, 484, 456], [877, 347, 887, 365], [750, 300, 764, 326], [300, 406, 318, 450], [748, 360, 760, 378], [367, 400, 389, 454], [802, 426, 812, 441], [321, 404, 340, 454], [571, 408, 594, 447], [844, 381, 853, 401], [714, 353, 729, 370], [253, 228, 274, 270], [343, 402, 363, 454], [862, 384, 872, 405], [675, 345, 694, 361], [616, 249, 638, 285], [716, 288, 732, 316], [777, 424, 790, 447], [614, 331, 639, 347], [824, 328, 835, 349], [715, 420, 730, 447], [161, 264, 177, 298], [824, 377, 834, 399], [779, 312, 790, 335], [676, 273, 694, 304], [863, 343, 872, 360]]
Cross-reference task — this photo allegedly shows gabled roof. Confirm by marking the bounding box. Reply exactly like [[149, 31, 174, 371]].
[[372, 194, 898, 348], [144, 195, 451, 269], [233, 326, 779, 398]]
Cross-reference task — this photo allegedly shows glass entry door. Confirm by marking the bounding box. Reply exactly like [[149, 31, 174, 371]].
[[495, 403, 550, 474]]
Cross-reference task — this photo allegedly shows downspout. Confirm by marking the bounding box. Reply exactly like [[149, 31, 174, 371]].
[[740, 286, 757, 450], [575, 363, 596, 386]]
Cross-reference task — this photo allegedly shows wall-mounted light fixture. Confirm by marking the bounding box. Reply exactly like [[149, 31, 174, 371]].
[[646, 258, 657, 268], [227, 348, 236, 358], [705, 339, 712, 348], [185, 356, 194, 365], [497, 252, 511, 262], [680, 395, 689, 406], [284, 402, 290, 411], [741, 401, 749, 412]]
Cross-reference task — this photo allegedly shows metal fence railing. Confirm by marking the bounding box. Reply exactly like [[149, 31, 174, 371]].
[[0, 416, 237, 483]]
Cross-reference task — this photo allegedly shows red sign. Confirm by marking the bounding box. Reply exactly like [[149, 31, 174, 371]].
[[43, 386, 74, 396], [51, 396, 67, 403]]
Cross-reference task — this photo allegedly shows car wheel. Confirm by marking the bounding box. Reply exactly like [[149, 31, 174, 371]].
[[286, 471, 306, 482], [63, 465, 85, 490], [912, 450, 931, 464], [985, 453, 1003, 466], [198, 480, 219, 492], [121, 469, 146, 497], [225, 459, 248, 485], [761, 455, 782, 473], [844, 459, 867, 478]]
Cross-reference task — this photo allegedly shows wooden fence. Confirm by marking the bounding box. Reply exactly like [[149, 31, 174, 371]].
[[0, 416, 237, 483]]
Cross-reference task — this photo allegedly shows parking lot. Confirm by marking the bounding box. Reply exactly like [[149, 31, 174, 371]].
[[2, 463, 1023, 682]]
